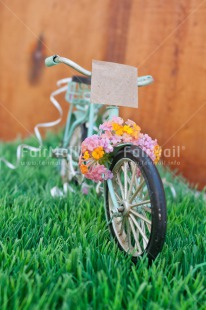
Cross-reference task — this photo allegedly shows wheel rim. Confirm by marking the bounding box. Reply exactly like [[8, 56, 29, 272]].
[[108, 158, 152, 257]]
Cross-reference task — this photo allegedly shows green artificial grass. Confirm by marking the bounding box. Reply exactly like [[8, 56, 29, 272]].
[[0, 133, 205, 310]]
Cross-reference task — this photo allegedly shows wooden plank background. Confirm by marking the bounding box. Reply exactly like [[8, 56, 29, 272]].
[[0, 0, 205, 188]]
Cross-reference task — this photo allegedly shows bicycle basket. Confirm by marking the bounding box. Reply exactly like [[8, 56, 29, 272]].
[[65, 76, 91, 105]]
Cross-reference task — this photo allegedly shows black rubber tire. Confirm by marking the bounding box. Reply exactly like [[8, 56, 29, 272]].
[[60, 122, 87, 183], [105, 145, 167, 263], [80, 123, 87, 142]]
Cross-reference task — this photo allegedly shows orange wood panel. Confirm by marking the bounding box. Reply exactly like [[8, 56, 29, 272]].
[[0, 0, 109, 139], [0, 0, 205, 188], [121, 0, 206, 188]]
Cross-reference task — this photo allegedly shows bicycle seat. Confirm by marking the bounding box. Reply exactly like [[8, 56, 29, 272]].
[[72, 76, 91, 85]]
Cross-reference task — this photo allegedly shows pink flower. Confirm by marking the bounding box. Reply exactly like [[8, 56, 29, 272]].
[[99, 136, 113, 153], [101, 131, 122, 145], [99, 121, 113, 131], [125, 119, 136, 126], [99, 116, 123, 131], [122, 133, 133, 143], [81, 135, 113, 154], [111, 116, 124, 125], [81, 185, 89, 195], [135, 133, 158, 161], [81, 135, 99, 152], [110, 134, 122, 145], [85, 164, 113, 183]]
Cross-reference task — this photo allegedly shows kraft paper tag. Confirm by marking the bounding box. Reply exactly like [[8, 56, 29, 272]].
[[91, 60, 138, 108]]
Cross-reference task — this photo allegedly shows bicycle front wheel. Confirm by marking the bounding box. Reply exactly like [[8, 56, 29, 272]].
[[105, 146, 167, 262]]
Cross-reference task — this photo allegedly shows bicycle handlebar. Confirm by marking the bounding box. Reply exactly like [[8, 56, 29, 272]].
[[45, 55, 91, 76], [45, 55, 154, 86]]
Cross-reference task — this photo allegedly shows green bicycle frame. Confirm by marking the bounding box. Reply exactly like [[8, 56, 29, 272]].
[[45, 55, 139, 211]]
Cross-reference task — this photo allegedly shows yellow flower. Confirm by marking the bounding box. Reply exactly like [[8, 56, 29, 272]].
[[123, 125, 133, 135], [154, 145, 162, 164], [132, 130, 139, 139], [83, 151, 90, 160], [80, 164, 88, 174], [112, 123, 124, 135], [116, 128, 124, 135], [92, 147, 105, 160], [131, 125, 141, 139], [133, 124, 141, 131], [112, 123, 121, 131]]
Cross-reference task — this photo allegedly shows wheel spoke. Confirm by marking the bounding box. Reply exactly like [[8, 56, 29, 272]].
[[116, 172, 124, 200], [129, 214, 149, 244], [139, 175, 144, 199], [124, 162, 128, 199], [126, 219, 131, 247], [121, 162, 131, 189], [130, 199, 151, 208], [142, 206, 152, 213], [142, 190, 149, 200], [127, 164, 137, 199], [115, 192, 122, 203], [141, 220, 147, 249], [119, 217, 125, 236], [130, 209, 151, 225], [128, 218, 142, 253], [142, 210, 152, 233], [129, 179, 145, 203]]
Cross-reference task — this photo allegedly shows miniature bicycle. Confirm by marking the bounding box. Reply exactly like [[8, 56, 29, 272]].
[[45, 55, 167, 262]]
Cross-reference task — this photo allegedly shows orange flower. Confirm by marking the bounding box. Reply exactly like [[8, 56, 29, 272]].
[[133, 124, 141, 131], [123, 125, 133, 135], [154, 145, 162, 164], [131, 125, 141, 139], [80, 164, 88, 174], [112, 123, 124, 135], [92, 147, 105, 160]]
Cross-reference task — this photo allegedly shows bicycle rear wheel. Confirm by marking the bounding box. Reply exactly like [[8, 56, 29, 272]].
[[61, 123, 87, 183], [105, 146, 167, 262]]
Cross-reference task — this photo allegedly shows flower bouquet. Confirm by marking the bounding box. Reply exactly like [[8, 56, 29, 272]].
[[79, 117, 161, 182]]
